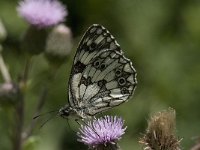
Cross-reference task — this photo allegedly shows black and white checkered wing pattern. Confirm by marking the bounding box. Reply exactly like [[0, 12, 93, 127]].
[[68, 24, 121, 106], [80, 50, 137, 116], [74, 24, 122, 65], [68, 24, 137, 116]]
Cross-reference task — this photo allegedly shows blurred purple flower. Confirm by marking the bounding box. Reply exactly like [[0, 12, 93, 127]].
[[77, 116, 126, 148], [17, 0, 67, 28]]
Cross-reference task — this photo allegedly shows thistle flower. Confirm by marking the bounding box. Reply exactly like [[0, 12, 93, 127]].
[[77, 116, 126, 150], [17, 0, 67, 28], [139, 108, 181, 150]]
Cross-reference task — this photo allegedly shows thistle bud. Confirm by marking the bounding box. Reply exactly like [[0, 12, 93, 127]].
[[45, 24, 72, 64]]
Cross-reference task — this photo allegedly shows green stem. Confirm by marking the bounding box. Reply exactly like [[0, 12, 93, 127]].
[[13, 93, 24, 150], [22, 55, 32, 84], [0, 52, 11, 82]]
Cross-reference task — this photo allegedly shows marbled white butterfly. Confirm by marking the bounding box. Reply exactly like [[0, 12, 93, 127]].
[[59, 24, 137, 120]]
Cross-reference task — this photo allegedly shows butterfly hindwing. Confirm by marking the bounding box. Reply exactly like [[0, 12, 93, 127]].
[[78, 50, 137, 116]]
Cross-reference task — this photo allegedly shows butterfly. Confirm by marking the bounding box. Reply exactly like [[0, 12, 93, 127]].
[[59, 24, 137, 120]]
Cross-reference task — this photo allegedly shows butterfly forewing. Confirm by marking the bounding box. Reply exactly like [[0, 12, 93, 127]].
[[73, 24, 122, 66], [68, 24, 137, 117]]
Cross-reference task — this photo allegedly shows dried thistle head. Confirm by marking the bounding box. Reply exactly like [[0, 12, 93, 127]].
[[139, 108, 181, 150]]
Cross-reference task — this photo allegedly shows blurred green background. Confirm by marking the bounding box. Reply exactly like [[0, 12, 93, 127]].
[[0, 0, 200, 150]]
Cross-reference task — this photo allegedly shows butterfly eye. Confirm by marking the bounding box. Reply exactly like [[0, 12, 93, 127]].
[[118, 77, 126, 86], [100, 63, 106, 70]]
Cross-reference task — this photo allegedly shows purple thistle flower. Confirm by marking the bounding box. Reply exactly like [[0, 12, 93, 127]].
[[77, 116, 126, 149], [17, 0, 67, 28]]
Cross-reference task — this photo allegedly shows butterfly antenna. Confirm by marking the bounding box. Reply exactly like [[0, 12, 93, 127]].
[[33, 109, 58, 119], [39, 113, 58, 129]]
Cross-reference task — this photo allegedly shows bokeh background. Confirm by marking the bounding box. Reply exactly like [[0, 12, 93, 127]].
[[0, 0, 200, 150]]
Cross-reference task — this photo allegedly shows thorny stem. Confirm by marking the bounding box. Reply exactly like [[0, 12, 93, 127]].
[[22, 86, 48, 141], [13, 93, 24, 150], [12, 55, 58, 150], [21, 55, 32, 86], [0, 52, 11, 82], [22, 66, 58, 141], [12, 55, 32, 150]]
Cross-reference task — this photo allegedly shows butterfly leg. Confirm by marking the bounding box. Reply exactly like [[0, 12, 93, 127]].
[[65, 119, 76, 133], [75, 119, 82, 126], [76, 118, 101, 138]]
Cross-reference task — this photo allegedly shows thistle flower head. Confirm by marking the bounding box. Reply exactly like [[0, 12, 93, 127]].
[[17, 0, 67, 28], [77, 116, 126, 149]]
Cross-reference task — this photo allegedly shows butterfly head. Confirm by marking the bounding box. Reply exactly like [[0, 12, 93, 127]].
[[59, 105, 75, 119]]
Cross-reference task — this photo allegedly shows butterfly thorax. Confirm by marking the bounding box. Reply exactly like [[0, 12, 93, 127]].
[[59, 105, 88, 119]]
